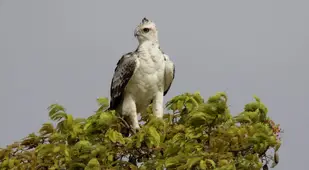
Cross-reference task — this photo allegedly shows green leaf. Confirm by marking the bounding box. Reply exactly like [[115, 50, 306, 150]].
[[83, 121, 92, 131], [274, 142, 281, 151], [253, 95, 261, 103], [70, 162, 86, 169], [193, 91, 204, 104], [97, 97, 109, 111], [185, 102, 194, 112], [108, 154, 113, 161], [148, 126, 161, 147], [2, 159, 9, 167], [136, 132, 145, 148], [106, 128, 125, 144], [206, 159, 216, 168], [218, 159, 229, 166], [66, 114, 73, 128], [165, 157, 179, 168], [80, 154, 89, 159], [8, 159, 14, 168], [85, 158, 100, 170], [107, 129, 117, 143], [189, 112, 207, 126], [199, 160, 207, 170], [97, 97, 109, 107], [171, 102, 177, 111], [48, 104, 67, 121], [64, 148, 70, 161], [187, 157, 202, 169], [176, 100, 184, 111], [156, 161, 164, 170], [53, 146, 61, 153], [99, 112, 116, 126], [39, 123, 54, 135]]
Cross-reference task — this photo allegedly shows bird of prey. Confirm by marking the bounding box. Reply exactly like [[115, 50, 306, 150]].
[[109, 17, 175, 130]]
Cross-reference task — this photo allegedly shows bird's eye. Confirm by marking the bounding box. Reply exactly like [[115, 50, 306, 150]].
[[143, 28, 150, 33]]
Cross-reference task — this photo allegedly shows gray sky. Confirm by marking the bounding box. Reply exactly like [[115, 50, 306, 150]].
[[0, 0, 308, 169]]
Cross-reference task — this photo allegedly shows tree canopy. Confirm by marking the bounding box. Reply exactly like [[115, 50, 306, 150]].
[[0, 92, 282, 170]]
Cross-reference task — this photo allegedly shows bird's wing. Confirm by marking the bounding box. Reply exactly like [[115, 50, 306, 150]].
[[109, 52, 138, 110], [163, 54, 175, 96]]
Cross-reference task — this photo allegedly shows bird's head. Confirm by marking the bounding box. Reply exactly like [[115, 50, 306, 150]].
[[134, 17, 158, 44]]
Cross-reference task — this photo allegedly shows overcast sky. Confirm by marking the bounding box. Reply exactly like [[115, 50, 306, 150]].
[[0, 0, 308, 169]]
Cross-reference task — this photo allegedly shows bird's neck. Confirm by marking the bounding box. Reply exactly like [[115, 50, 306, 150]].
[[138, 40, 160, 50], [137, 40, 162, 58]]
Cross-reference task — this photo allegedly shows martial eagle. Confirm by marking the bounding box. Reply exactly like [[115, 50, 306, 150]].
[[109, 18, 175, 130]]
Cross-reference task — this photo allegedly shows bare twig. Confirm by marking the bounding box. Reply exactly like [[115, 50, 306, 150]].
[[117, 117, 136, 135]]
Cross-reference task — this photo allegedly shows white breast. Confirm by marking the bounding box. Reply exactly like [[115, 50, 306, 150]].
[[125, 46, 165, 113]]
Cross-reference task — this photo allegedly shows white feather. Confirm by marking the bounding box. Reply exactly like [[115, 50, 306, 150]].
[[111, 18, 174, 130]]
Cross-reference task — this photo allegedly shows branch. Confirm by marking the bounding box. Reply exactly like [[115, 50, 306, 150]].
[[118, 117, 136, 135]]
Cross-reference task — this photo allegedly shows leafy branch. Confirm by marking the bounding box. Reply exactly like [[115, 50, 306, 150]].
[[0, 92, 283, 170]]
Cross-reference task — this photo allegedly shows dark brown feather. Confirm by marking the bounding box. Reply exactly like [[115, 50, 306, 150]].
[[109, 52, 137, 110]]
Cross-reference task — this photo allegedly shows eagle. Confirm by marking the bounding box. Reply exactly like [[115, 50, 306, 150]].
[[109, 18, 175, 130]]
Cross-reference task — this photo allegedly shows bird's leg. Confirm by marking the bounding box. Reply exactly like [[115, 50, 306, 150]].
[[122, 94, 140, 130], [152, 92, 164, 118], [129, 112, 140, 130]]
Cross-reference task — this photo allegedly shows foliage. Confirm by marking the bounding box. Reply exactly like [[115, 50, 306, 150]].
[[0, 92, 283, 170]]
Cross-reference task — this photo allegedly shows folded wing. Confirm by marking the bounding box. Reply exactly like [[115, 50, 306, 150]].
[[163, 54, 175, 96], [110, 52, 137, 110]]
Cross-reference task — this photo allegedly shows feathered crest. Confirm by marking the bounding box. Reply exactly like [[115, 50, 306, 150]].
[[142, 17, 149, 23], [137, 17, 153, 28]]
